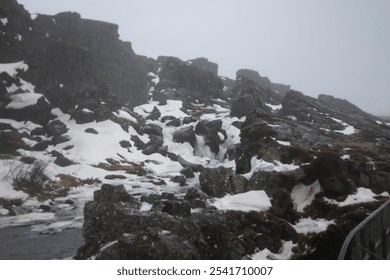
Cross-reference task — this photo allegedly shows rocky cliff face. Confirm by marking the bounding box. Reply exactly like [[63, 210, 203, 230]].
[[1, 0, 148, 111], [1, 0, 390, 260]]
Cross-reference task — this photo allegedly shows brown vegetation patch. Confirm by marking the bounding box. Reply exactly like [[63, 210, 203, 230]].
[[94, 162, 146, 175], [55, 174, 100, 188], [104, 174, 127, 180]]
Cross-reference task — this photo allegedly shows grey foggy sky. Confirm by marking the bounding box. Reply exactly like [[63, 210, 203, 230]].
[[17, 0, 390, 116]]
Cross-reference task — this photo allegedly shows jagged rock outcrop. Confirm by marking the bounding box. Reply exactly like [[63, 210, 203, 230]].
[[76, 184, 298, 260], [199, 167, 248, 197], [1, 0, 149, 112], [156, 57, 225, 102], [229, 76, 273, 118], [187, 57, 218, 75], [236, 69, 290, 98], [195, 119, 227, 155]]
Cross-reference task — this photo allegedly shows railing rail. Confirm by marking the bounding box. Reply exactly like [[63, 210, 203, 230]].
[[338, 199, 390, 260]]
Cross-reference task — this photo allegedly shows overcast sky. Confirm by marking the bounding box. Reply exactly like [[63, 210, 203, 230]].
[[18, 0, 390, 116]]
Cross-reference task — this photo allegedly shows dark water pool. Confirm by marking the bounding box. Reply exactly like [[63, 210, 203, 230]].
[[0, 226, 83, 260]]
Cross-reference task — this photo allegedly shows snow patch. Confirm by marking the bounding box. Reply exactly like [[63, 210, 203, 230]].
[[292, 218, 334, 234], [250, 240, 295, 260], [330, 117, 357, 135], [134, 100, 187, 119], [265, 103, 282, 111], [324, 187, 389, 207], [0, 207, 10, 216], [113, 110, 137, 123], [245, 157, 300, 179], [210, 191, 271, 212], [0, 61, 28, 77], [0, 18, 8, 26], [6, 93, 46, 109], [291, 181, 321, 213]]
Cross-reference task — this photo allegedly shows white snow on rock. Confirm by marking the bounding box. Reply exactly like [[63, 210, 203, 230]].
[[0, 118, 41, 134], [265, 103, 282, 111], [0, 207, 9, 216], [324, 187, 389, 207], [0, 17, 8, 26], [245, 156, 300, 178], [0, 61, 28, 77], [330, 117, 357, 135], [250, 240, 295, 260], [5, 93, 46, 109], [292, 218, 334, 234], [291, 181, 321, 213], [209, 190, 271, 212], [7, 78, 36, 94], [15, 34, 23, 41], [134, 100, 187, 119], [113, 110, 137, 123]]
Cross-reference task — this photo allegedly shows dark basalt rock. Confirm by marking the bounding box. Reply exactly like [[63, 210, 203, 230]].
[[303, 152, 357, 198], [145, 106, 161, 121], [30, 127, 46, 136], [141, 123, 163, 136], [187, 57, 219, 75], [76, 184, 295, 260], [0, 129, 27, 154], [93, 184, 134, 203], [166, 118, 181, 127], [176, 155, 204, 173], [1, 0, 149, 110], [171, 175, 187, 187], [119, 140, 132, 148], [229, 75, 273, 118], [142, 135, 164, 155], [236, 69, 290, 99], [32, 140, 51, 151], [173, 126, 195, 147], [157, 57, 224, 101], [160, 115, 177, 123], [130, 135, 145, 150], [248, 168, 305, 197], [0, 96, 54, 125], [44, 120, 68, 137], [54, 154, 75, 167], [180, 167, 195, 178], [52, 135, 71, 145], [195, 120, 227, 154], [85, 128, 98, 134], [183, 116, 197, 124], [200, 167, 248, 197], [161, 200, 191, 216]]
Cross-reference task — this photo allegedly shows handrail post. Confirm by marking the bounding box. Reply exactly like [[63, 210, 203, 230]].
[[338, 200, 390, 260]]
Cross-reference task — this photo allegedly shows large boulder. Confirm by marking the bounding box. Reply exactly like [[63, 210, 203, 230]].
[[199, 167, 248, 197], [44, 119, 68, 137], [157, 57, 224, 101], [195, 120, 227, 155], [0, 95, 54, 125], [76, 184, 296, 260], [173, 126, 195, 147]]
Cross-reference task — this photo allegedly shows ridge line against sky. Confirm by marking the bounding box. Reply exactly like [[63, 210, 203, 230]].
[[16, 0, 390, 116]]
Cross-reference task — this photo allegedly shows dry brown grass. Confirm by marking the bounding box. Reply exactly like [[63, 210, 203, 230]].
[[94, 162, 146, 175]]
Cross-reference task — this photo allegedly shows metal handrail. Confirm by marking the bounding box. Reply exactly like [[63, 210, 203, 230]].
[[338, 199, 390, 259]]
